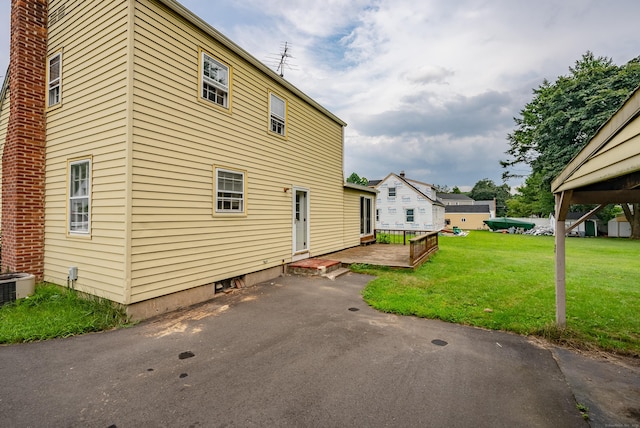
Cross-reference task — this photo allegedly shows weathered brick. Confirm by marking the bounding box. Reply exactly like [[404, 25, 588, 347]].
[[2, 0, 47, 279]]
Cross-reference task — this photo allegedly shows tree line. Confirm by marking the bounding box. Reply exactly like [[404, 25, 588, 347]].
[[348, 52, 640, 238]]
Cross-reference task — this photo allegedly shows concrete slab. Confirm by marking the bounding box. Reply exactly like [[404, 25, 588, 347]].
[[1, 273, 630, 427]]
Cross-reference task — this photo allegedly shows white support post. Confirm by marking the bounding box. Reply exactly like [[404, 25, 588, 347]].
[[554, 192, 568, 328]]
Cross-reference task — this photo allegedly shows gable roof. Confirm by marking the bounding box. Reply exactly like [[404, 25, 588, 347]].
[[445, 205, 489, 214], [373, 172, 443, 206], [158, 0, 346, 127], [437, 193, 474, 201]]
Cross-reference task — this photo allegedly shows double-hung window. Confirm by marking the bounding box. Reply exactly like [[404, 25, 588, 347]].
[[269, 93, 286, 136], [216, 168, 244, 213], [48, 52, 62, 107], [388, 187, 396, 197], [405, 208, 415, 223], [201, 52, 229, 108], [69, 159, 90, 234]]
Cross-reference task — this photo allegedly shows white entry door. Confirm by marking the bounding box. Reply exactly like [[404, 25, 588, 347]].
[[294, 189, 308, 254]]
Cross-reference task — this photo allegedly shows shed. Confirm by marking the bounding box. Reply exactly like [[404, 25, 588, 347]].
[[608, 215, 632, 238], [551, 86, 640, 326]]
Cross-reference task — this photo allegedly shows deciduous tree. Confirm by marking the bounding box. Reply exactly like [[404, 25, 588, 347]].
[[502, 52, 640, 237]]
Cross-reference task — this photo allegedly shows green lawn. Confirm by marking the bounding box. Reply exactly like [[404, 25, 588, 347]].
[[0, 284, 130, 344], [356, 231, 640, 356]]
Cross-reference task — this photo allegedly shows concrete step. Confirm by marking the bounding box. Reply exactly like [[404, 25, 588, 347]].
[[322, 267, 350, 280], [287, 259, 342, 276]]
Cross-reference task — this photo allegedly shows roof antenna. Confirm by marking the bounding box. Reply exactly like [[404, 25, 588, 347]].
[[277, 41, 291, 77]]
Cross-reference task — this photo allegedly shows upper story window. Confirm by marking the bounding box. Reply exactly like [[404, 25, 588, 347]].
[[69, 159, 91, 234], [269, 93, 286, 136], [48, 52, 62, 107], [388, 187, 396, 197], [215, 168, 245, 213], [201, 51, 229, 108]]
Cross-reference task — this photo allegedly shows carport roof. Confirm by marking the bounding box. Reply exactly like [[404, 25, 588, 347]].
[[551, 86, 640, 204]]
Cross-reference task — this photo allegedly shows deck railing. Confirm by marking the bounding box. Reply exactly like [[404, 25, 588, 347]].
[[374, 229, 439, 267], [409, 231, 439, 266]]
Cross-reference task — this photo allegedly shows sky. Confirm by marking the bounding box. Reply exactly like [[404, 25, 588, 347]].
[[1, 1, 640, 191]]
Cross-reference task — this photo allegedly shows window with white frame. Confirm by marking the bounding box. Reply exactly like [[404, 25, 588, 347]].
[[201, 52, 229, 108], [405, 208, 415, 223], [270, 93, 286, 136], [388, 187, 396, 197], [48, 52, 62, 107], [69, 159, 90, 233], [216, 168, 244, 213]]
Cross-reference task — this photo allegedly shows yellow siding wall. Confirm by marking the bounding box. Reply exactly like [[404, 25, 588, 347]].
[[0, 87, 9, 228], [129, 0, 346, 302], [343, 188, 367, 246], [44, 0, 130, 302], [445, 213, 489, 230]]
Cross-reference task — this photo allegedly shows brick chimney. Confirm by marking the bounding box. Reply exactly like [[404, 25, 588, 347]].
[[2, 0, 48, 278]]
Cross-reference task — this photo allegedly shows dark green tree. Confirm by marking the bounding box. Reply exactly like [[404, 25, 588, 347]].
[[506, 172, 554, 217], [501, 52, 640, 236], [346, 172, 369, 186], [469, 178, 511, 217]]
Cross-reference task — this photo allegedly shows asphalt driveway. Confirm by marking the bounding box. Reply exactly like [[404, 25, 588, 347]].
[[0, 272, 628, 427]]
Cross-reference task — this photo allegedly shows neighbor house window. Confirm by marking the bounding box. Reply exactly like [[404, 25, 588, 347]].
[[376, 209, 380, 222], [216, 168, 244, 213], [48, 52, 62, 107], [406, 208, 414, 222], [388, 187, 396, 197], [270, 93, 286, 136], [201, 51, 229, 108], [69, 159, 90, 234]]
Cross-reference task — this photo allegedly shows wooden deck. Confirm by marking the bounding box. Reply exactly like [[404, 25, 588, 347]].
[[323, 244, 413, 269]]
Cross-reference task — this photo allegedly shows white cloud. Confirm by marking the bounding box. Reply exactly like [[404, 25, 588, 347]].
[[2, 0, 640, 190]]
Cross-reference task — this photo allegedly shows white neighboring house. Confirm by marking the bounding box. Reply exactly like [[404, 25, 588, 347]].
[[370, 172, 445, 231]]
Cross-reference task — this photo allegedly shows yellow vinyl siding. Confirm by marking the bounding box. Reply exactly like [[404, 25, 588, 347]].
[[445, 213, 490, 230], [343, 188, 364, 247], [128, 0, 346, 302], [44, 0, 129, 302]]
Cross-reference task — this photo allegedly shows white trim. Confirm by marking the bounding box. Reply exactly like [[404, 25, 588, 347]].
[[269, 92, 286, 136], [201, 51, 229, 108], [292, 187, 310, 257], [360, 195, 374, 236], [47, 51, 62, 107], [215, 167, 245, 213], [68, 158, 91, 234]]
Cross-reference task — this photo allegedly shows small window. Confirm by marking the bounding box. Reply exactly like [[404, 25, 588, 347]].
[[461, 218, 466, 222], [445, 219, 451, 226], [406, 208, 414, 223], [69, 159, 90, 234], [201, 51, 229, 108], [388, 187, 396, 197], [376, 209, 380, 222], [216, 168, 244, 213], [48, 52, 62, 107], [270, 93, 286, 136]]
